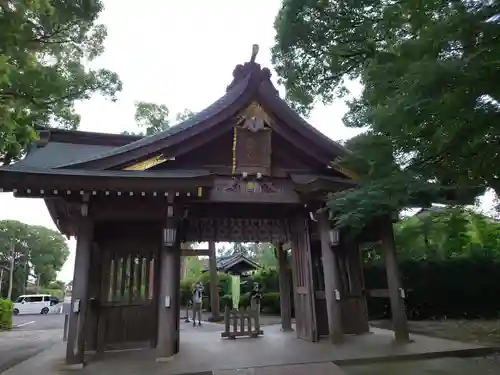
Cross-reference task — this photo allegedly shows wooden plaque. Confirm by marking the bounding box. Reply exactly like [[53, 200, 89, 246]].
[[235, 126, 271, 175]]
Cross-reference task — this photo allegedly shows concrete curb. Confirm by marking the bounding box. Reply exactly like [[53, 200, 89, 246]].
[[211, 346, 500, 372], [335, 346, 500, 366]]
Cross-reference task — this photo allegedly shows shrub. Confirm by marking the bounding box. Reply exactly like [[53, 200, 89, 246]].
[[220, 294, 232, 308], [181, 272, 232, 311], [239, 292, 251, 309], [364, 258, 500, 320], [261, 292, 281, 314], [249, 268, 279, 293], [180, 276, 195, 306], [0, 299, 13, 331]]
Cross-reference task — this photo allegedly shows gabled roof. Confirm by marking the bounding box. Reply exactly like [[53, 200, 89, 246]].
[[203, 253, 261, 273], [52, 47, 350, 172], [0, 46, 353, 186]]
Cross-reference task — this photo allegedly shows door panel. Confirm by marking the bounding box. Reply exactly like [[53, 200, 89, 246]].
[[290, 215, 318, 342], [96, 239, 159, 351]]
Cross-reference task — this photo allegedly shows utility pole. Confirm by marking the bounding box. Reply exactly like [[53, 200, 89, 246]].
[[23, 249, 30, 294], [0, 267, 4, 295], [7, 239, 15, 300]]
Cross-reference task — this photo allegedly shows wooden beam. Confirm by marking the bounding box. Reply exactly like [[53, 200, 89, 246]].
[[180, 249, 209, 257], [366, 289, 390, 298]]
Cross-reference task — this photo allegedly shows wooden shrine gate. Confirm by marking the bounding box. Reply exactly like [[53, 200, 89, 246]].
[[290, 216, 318, 342], [88, 234, 160, 352]]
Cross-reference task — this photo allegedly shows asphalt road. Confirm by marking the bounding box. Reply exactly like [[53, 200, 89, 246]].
[[0, 303, 69, 373]]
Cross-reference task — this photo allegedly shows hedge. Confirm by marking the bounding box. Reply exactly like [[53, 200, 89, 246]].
[[0, 299, 13, 331], [365, 258, 500, 320], [180, 272, 232, 311], [180, 269, 282, 313], [182, 258, 500, 320]]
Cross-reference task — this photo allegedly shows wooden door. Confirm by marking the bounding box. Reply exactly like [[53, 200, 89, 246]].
[[96, 239, 159, 351], [290, 216, 318, 342]]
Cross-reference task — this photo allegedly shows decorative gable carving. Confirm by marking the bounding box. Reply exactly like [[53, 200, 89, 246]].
[[233, 102, 272, 176]]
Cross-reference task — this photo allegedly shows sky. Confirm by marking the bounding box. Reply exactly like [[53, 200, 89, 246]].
[[0, 0, 495, 282]]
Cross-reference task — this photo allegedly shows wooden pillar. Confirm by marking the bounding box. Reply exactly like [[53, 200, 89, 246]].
[[208, 241, 220, 321], [380, 216, 410, 342], [341, 241, 370, 334], [318, 212, 344, 344], [290, 215, 318, 342], [277, 243, 293, 331], [85, 243, 102, 351], [156, 200, 181, 360], [65, 210, 93, 365]]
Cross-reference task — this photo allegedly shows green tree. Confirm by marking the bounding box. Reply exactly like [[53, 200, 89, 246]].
[[389, 207, 500, 262], [0, 220, 30, 298], [175, 108, 196, 122], [184, 256, 206, 279], [47, 280, 65, 290], [27, 225, 69, 286], [0, 220, 69, 298], [325, 132, 441, 232], [250, 243, 278, 268], [134, 101, 171, 135], [127, 101, 195, 136], [272, 0, 498, 198], [0, 0, 122, 165]]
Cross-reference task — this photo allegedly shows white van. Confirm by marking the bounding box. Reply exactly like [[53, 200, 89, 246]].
[[13, 294, 60, 315]]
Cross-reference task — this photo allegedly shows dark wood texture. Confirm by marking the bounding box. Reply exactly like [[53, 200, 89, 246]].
[[221, 305, 263, 339], [208, 242, 220, 321], [94, 234, 160, 351], [277, 242, 293, 331], [208, 178, 299, 203], [290, 215, 318, 342], [318, 213, 344, 343], [185, 217, 290, 242], [65, 216, 93, 364], [234, 126, 271, 176]]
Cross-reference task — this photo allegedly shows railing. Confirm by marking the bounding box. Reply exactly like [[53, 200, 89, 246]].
[[221, 304, 263, 339]]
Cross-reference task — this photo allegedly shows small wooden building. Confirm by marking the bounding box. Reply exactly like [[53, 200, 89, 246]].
[[0, 46, 410, 365], [203, 253, 261, 275]]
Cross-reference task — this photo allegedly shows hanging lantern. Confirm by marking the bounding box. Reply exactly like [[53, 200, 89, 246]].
[[328, 228, 340, 247], [163, 227, 177, 247]]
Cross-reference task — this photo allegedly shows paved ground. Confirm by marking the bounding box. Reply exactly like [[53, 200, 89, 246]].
[[342, 354, 500, 375], [74, 324, 494, 374], [0, 306, 66, 373], [2, 320, 500, 375]]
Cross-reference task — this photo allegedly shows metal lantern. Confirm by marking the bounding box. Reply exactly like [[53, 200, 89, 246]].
[[163, 227, 177, 247], [328, 228, 339, 247]]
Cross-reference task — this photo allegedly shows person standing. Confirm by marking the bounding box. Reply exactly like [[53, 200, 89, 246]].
[[192, 281, 204, 327]]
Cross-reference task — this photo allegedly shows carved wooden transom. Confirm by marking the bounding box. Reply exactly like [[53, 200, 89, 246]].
[[185, 217, 290, 242]]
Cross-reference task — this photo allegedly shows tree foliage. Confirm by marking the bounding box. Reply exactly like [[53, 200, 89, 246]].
[[273, 0, 498, 212], [363, 207, 500, 263], [0, 220, 69, 298], [134, 101, 170, 136], [325, 132, 443, 232], [127, 101, 196, 136], [175, 108, 196, 122], [0, 0, 122, 164]]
